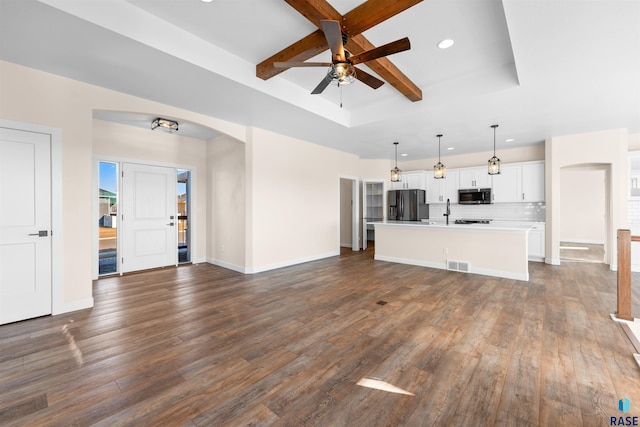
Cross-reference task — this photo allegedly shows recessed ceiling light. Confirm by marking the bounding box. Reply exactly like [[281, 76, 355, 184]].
[[447, 147, 455, 151], [437, 39, 455, 49], [505, 138, 515, 142], [401, 153, 408, 157], [201, 0, 214, 3]]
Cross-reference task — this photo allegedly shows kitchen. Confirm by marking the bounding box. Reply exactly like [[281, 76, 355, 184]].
[[363, 159, 546, 281]]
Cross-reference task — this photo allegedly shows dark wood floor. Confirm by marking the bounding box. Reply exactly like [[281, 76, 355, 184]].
[[1, 248, 640, 426]]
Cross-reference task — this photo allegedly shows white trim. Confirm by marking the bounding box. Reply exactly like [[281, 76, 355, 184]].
[[206, 258, 246, 274], [374, 254, 529, 281], [545, 257, 561, 265], [53, 298, 94, 316], [243, 251, 339, 274], [338, 175, 359, 252], [559, 238, 605, 245], [0, 119, 67, 315]]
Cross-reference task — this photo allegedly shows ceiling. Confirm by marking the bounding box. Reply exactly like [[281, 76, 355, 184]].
[[1, 0, 638, 161]]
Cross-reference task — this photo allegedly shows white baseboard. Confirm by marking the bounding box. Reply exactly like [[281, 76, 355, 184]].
[[207, 251, 340, 275], [52, 297, 94, 316], [245, 251, 339, 274], [545, 257, 561, 265], [206, 258, 246, 273], [559, 239, 605, 245], [374, 255, 529, 281]]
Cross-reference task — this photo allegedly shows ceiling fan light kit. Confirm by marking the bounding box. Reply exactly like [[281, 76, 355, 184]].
[[488, 124, 501, 175], [391, 141, 401, 182], [434, 134, 446, 179], [328, 63, 356, 86], [151, 117, 178, 134], [268, 17, 412, 97]]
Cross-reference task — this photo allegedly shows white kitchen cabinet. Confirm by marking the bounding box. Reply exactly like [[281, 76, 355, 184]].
[[528, 223, 545, 261], [521, 162, 545, 202], [391, 171, 427, 190], [426, 170, 459, 203], [458, 167, 492, 189], [491, 165, 521, 202]]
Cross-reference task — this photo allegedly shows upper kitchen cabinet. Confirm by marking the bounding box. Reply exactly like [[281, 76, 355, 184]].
[[491, 164, 521, 203], [391, 170, 427, 190], [492, 161, 545, 203], [521, 162, 545, 202], [426, 170, 459, 203], [458, 167, 492, 189]]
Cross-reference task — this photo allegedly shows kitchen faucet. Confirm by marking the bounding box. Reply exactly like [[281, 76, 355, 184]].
[[444, 198, 451, 225]]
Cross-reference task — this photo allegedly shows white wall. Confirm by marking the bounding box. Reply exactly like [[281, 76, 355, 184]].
[[559, 166, 606, 244], [206, 134, 246, 271], [545, 128, 629, 266], [400, 144, 545, 171], [246, 127, 360, 273]]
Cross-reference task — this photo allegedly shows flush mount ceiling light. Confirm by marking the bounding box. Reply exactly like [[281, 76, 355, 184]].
[[391, 141, 401, 182], [437, 39, 455, 49], [151, 118, 178, 134], [488, 124, 501, 175], [434, 134, 446, 179]]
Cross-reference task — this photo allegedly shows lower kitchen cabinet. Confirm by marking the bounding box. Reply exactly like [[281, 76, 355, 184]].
[[528, 223, 545, 261]]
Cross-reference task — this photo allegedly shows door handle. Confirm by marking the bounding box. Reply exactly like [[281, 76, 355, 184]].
[[28, 230, 48, 237], [166, 222, 175, 226]]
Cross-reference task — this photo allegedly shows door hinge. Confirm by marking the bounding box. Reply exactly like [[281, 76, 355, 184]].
[[122, 257, 124, 264]]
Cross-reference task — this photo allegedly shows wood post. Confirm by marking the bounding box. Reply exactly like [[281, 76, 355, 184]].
[[616, 229, 633, 321]]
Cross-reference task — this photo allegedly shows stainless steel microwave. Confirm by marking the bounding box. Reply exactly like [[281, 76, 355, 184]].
[[458, 188, 492, 204]]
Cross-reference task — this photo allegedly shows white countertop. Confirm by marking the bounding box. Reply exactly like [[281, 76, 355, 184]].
[[376, 220, 532, 232]]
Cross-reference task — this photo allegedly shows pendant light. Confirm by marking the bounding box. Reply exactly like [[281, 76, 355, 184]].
[[488, 124, 501, 175], [434, 134, 446, 179], [391, 141, 401, 182]]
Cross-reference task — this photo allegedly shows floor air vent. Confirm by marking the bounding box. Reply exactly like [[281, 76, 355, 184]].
[[447, 260, 470, 273]]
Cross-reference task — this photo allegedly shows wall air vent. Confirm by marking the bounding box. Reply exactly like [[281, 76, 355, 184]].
[[447, 260, 470, 273]]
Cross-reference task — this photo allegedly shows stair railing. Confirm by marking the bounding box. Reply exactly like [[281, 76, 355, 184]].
[[616, 229, 640, 321]]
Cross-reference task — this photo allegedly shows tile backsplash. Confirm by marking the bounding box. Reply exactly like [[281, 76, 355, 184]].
[[428, 202, 546, 222]]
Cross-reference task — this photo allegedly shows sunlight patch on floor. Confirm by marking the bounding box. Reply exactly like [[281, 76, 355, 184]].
[[357, 377, 414, 396]]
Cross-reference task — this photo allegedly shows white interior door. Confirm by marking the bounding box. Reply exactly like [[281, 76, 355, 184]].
[[0, 128, 52, 324], [121, 163, 177, 273]]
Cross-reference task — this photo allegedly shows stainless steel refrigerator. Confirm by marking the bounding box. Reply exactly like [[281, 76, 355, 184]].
[[388, 189, 428, 221]]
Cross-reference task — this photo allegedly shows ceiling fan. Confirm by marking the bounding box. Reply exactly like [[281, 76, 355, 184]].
[[256, 0, 423, 102], [273, 20, 411, 95]]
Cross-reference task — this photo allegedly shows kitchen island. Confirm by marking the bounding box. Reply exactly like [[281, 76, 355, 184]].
[[374, 221, 530, 281]]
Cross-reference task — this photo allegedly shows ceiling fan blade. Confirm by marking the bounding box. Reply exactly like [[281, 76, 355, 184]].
[[274, 62, 332, 69], [311, 77, 331, 95], [354, 67, 384, 89], [350, 38, 411, 65], [320, 20, 345, 62]]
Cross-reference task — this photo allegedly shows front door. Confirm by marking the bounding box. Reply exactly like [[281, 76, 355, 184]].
[[121, 163, 177, 273], [0, 128, 52, 324]]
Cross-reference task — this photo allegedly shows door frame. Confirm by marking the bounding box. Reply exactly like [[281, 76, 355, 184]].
[[338, 175, 359, 252], [0, 119, 63, 315], [92, 155, 199, 279]]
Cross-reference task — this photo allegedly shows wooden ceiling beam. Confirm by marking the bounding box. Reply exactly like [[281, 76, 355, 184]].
[[343, 0, 423, 36], [347, 34, 422, 102], [256, 30, 328, 80], [283, 0, 342, 28]]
